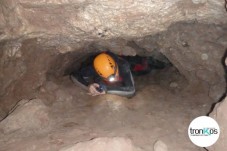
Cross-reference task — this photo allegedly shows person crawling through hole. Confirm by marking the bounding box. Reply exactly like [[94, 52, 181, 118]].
[[70, 51, 169, 97]]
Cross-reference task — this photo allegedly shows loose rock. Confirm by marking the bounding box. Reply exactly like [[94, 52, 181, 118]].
[[0, 99, 52, 135], [60, 137, 141, 151], [154, 140, 168, 151]]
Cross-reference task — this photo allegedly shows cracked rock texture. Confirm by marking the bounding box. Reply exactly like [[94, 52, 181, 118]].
[[0, 99, 52, 135], [0, 0, 227, 41]]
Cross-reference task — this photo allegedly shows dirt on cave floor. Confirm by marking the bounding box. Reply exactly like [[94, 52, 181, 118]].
[[0, 65, 214, 151]]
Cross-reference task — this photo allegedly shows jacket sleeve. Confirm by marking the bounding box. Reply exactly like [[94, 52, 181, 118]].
[[104, 58, 135, 97]]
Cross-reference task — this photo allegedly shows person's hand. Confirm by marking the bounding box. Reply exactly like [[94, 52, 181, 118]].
[[88, 83, 106, 96]]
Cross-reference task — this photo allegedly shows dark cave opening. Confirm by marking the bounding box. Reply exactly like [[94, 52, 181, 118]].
[[46, 46, 180, 94]]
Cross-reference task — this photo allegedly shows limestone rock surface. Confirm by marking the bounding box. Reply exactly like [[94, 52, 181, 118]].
[[154, 140, 168, 151], [60, 137, 141, 151], [0, 99, 52, 135], [154, 23, 227, 100], [0, 0, 226, 41], [208, 96, 227, 151]]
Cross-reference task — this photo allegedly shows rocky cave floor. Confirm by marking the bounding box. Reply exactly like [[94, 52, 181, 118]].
[[0, 65, 215, 151]]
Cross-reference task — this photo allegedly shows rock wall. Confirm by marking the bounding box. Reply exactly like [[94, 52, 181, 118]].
[[0, 0, 226, 41], [60, 137, 141, 151], [0, 99, 52, 136], [208, 96, 227, 151], [0, 39, 55, 119], [0, 22, 227, 121], [0, 0, 227, 121], [208, 56, 227, 151], [155, 23, 227, 100]]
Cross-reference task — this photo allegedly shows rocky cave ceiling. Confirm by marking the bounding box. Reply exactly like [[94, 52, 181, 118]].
[[0, 0, 227, 42]]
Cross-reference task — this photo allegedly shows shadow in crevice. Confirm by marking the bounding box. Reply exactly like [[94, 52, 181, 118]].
[[203, 147, 209, 151], [207, 49, 227, 115]]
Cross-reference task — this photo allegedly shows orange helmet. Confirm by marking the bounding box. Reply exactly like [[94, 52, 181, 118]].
[[93, 53, 118, 81]]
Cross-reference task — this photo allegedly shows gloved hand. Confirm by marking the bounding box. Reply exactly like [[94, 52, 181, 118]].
[[88, 83, 106, 96]]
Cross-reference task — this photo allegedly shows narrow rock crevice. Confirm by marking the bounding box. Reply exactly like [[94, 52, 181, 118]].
[[0, 3, 226, 149]]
